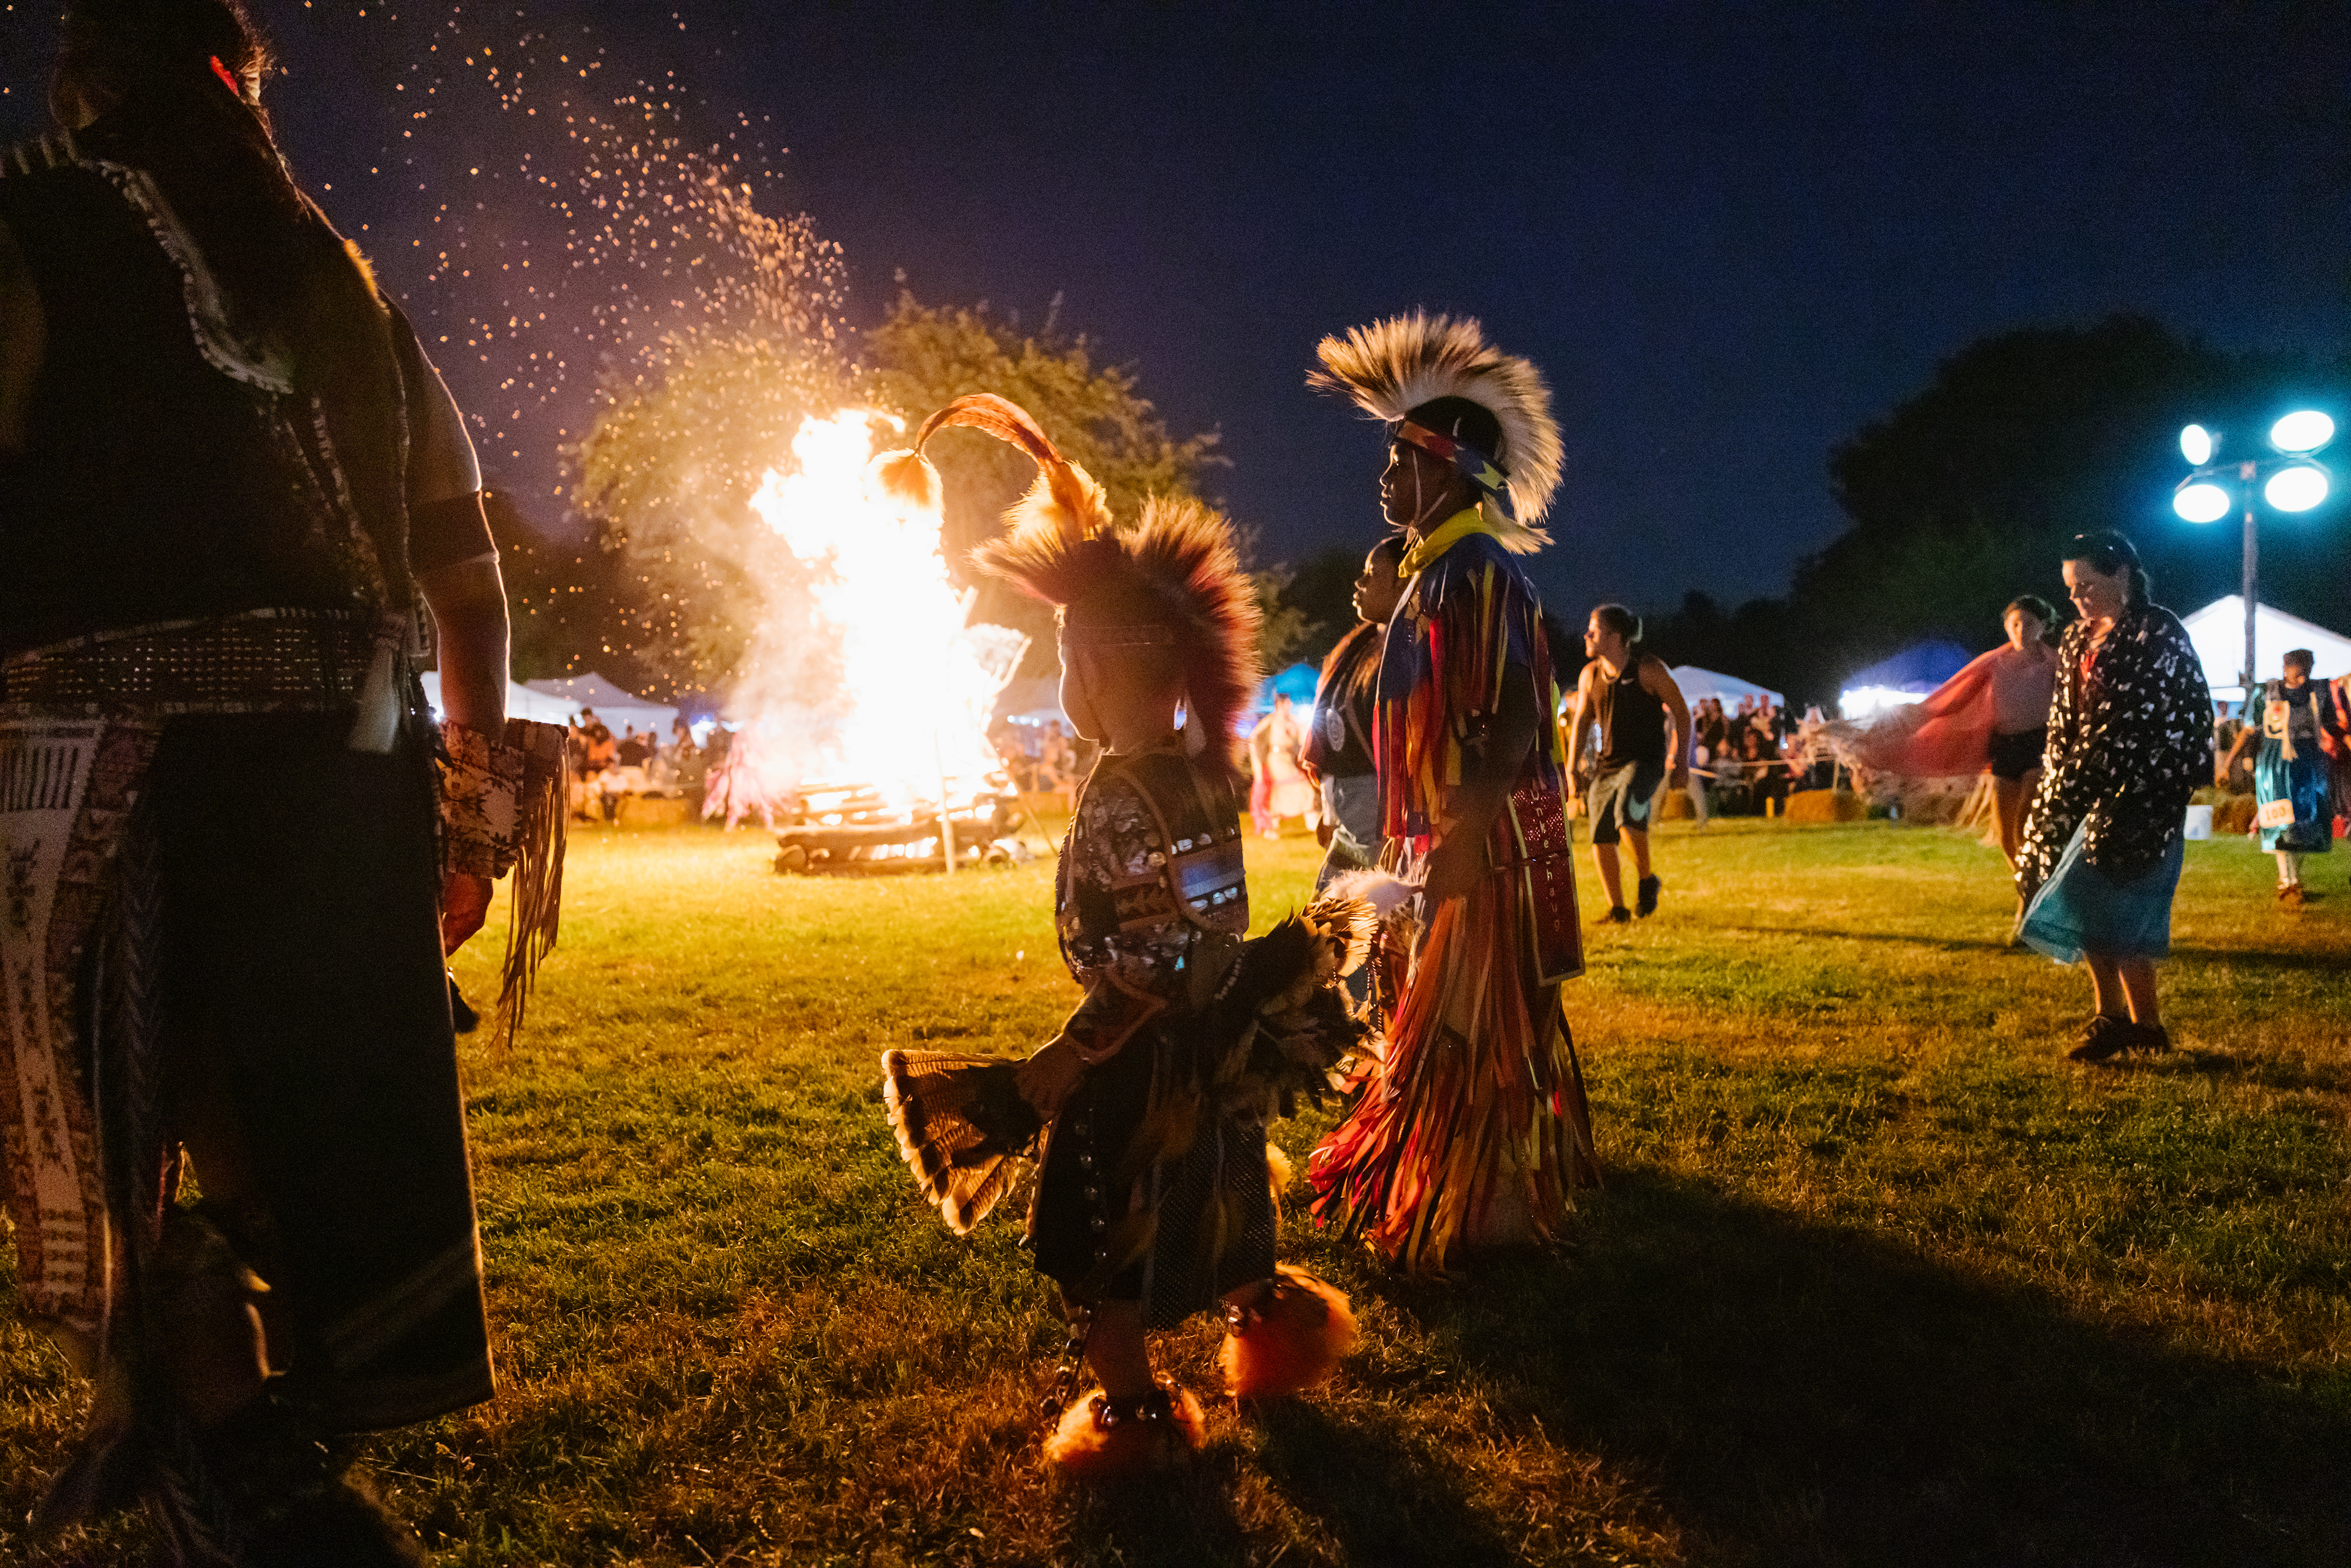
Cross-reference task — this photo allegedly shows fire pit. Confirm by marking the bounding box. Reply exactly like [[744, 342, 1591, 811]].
[[772, 780, 1026, 875], [706, 408, 1043, 856]]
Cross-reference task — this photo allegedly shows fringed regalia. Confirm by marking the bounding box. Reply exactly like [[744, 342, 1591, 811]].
[[2248, 679, 2333, 857], [1304, 316, 1599, 1276], [1030, 749, 1267, 1321], [2, 109, 558, 1557], [891, 745, 1372, 1318], [877, 397, 1374, 1336], [1308, 514, 1599, 1269]]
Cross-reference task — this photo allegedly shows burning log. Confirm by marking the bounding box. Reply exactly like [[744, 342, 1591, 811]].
[[772, 782, 1024, 875], [715, 408, 1036, 849]]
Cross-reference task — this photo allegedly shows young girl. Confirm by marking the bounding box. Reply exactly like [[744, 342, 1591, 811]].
[[2225, 648, 2334, 903]]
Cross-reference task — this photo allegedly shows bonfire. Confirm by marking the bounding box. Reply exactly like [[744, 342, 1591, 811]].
[[701, 409, 1030, 872]]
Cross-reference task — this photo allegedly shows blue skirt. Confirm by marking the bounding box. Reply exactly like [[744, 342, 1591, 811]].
[[2254, 741, 2334, 854], [2020, 818, 2184, 964]]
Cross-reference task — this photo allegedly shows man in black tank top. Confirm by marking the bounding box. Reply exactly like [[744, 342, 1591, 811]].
[[1566, 604, 1691, 920]]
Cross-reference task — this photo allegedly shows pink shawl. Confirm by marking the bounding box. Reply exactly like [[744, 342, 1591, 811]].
[[1848, 647, 2002, 776]]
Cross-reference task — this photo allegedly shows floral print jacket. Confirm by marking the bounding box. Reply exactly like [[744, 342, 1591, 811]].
[[2018, 602, 2213, 890]]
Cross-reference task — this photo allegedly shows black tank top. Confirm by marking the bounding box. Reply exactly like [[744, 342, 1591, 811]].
[[1595, 654, 1668, 772]]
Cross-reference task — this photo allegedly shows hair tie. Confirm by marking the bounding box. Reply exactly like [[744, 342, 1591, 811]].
[[209, 55, 241, 97]]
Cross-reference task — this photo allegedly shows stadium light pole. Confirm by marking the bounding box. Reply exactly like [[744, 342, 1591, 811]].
[[2173, 413, 2333, 694]]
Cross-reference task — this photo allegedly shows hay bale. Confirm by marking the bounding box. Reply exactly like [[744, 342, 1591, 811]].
[[1787, 788, 1866, 823], [2211, 792, 2258, 836], [616, 794, 691, 829]]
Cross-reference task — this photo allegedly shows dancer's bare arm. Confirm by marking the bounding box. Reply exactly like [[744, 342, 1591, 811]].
[[1642, 658, 1694, 786], [418, 547, 511, 953], [1563, 664, 1595, 806]]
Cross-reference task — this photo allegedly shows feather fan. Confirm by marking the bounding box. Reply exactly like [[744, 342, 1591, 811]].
[[880, 1048, 1044, 1234]]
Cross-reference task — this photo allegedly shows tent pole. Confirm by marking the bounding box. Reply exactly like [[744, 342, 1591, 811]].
[[2241, 487, 2259, 698]]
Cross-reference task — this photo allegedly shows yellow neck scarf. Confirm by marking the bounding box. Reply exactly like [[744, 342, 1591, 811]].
[[1401, 506, 1499, 577]]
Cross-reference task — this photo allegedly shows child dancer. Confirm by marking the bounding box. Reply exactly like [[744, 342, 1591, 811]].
[[876, 396, 1365, 1477]]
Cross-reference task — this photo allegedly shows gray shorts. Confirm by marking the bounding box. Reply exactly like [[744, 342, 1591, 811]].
[[1588, 760, 1665, 846]]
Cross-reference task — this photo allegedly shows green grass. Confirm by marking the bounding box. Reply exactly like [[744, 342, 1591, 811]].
[[6, 817, 2349, 1565]]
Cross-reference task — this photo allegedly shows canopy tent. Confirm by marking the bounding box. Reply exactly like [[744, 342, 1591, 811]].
[[992, 675, 1069, 729], [418, 674, 580, 727], [518, 672, 679, 735], [1668, 665, 1784, 710], [2178, 596, 2351, 704], [1838, 639, 1973, 720], [1844, 640, 1974, 693], [1257, 661, 1321, 712]]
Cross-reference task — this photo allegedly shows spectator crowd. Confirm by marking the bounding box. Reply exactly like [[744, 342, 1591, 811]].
[[565, 708, 722, 820]]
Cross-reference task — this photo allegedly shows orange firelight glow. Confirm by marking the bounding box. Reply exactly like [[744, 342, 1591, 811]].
[[727, 409, 1025, 820]]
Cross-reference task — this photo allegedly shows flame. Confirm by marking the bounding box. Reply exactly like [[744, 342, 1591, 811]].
[[718, 408, 1024, 823]]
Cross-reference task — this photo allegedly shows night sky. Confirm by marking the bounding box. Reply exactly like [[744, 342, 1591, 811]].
[[4, 1, 2346, 619]]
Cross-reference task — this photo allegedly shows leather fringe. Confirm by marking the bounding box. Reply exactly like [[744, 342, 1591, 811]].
[[495, 720, 569, 1048]]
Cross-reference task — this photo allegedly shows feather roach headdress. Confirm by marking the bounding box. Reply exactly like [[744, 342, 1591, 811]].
[[871, 393, 1262, 778], [1308, 311, 1563, 551]]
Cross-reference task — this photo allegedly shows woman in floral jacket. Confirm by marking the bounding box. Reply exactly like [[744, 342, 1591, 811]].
[[2017, 531, 2213, 1061]]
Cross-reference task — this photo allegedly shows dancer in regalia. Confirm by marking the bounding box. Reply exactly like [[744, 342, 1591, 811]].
[[876, 396, 1366, 1479], [1, 3, 562, 1561], [1304, 314, 1600, 1275], [2222, 647, 2335, 904]]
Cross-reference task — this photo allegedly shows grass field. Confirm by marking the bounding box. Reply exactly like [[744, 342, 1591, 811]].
[[6, 815, 2349, 1566]]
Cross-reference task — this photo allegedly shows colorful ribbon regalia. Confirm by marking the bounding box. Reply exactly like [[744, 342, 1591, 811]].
[[1304, 315, 1600, 1276]]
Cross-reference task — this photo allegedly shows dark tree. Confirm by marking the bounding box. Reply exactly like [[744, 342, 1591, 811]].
[[1279, 544, 1374, 668], [481, 488, 661, 698], [1803, 315, 2346, 674], [1647, 316, 2347, 706], [1641, 591, 1809, 703]]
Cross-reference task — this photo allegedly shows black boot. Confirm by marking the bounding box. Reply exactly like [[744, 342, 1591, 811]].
[[149, 1391, 431, 1568]]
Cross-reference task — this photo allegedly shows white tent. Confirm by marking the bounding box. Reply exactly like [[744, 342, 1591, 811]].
[[2178, 597, 2351, 703], [993, 675, 1068, 728], [1668, 665, 1784, 709], [418, 674, 581, 726], [519, 673, 680, 736]]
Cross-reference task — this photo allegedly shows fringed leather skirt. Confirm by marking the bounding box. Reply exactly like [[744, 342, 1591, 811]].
[[1029, 1024, 1276, 1330]]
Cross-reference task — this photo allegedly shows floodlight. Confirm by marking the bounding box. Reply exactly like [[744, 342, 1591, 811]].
[[2269, 411, 2334, 453], [2172, 481, 2233, 523], [2263, 463, 2329, 512], [2179, 424, 2213, 465]]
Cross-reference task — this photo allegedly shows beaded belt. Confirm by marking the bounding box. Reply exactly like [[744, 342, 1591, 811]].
[[1, 608, 381, 712]]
